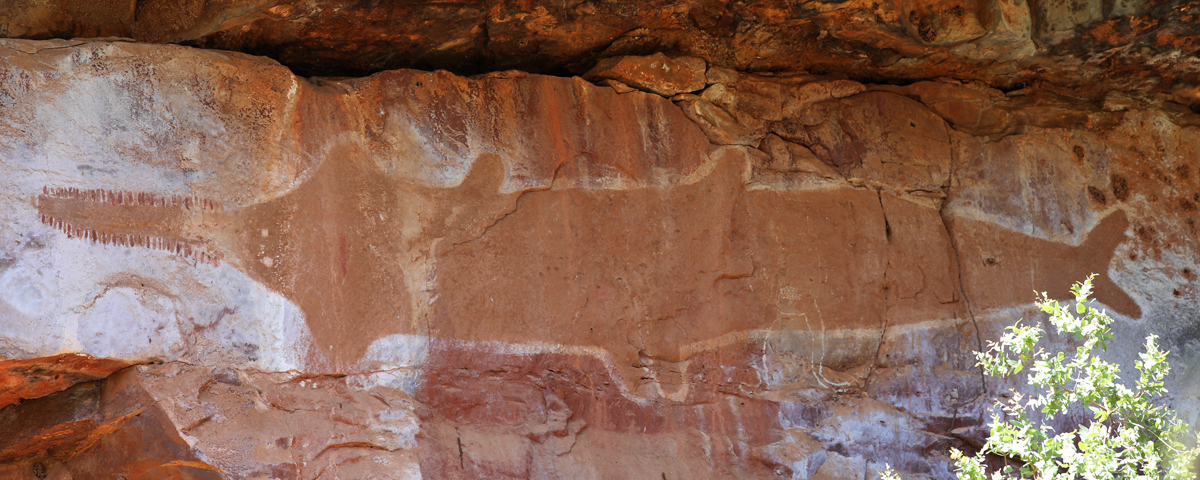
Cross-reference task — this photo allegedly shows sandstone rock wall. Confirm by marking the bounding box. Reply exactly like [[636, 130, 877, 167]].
[[3, 0, 1200, 93], [0, 37, 1198, 480]]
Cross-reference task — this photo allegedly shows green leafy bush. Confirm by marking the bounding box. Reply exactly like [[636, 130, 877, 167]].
[[883, 276, 1198, 479], [944, 275, 1200, 479]]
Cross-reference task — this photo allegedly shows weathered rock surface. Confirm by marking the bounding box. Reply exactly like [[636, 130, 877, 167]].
[[583, 53, 707, 96], [0, 354, 130, 409], [0, 367, 226, 479], [3, 0, 1200, 95], [0, 36, 1198, 480]]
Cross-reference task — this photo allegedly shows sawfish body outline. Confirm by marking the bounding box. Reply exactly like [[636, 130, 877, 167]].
[[34, 151, 1142, 367]]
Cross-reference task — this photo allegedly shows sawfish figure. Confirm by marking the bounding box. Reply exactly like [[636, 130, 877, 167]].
[[34, 149, 1141, 368]]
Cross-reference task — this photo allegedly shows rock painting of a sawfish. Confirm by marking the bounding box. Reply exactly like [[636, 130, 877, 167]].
[[34, 149, 1141, 366]]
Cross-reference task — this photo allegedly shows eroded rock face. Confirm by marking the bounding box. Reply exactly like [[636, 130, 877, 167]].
[[3, 0, 1200, 94], [1, 38, 1199, 479], [0, 367, 225, 480], [0, 354, 130, 408]]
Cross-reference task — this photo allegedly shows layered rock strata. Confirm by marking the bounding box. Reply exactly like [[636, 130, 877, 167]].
[[3, 0, 1200, 95], [1, 39, 1199, 479]]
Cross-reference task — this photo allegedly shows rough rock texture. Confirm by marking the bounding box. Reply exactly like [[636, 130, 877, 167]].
[[583, 53, 708, 96], [0, 354, 130, 408], [0, 19, 1199, 480], [3, 0, 1200, 95]]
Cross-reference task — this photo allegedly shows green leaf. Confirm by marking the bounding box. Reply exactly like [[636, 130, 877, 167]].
[[939, 276, 1200, 480]]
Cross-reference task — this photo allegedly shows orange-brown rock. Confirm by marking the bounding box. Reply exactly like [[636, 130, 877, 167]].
[[583, 53, 707, 97], [0, 354, 130, 409], [0, 368, 223, 479], [1, 36, 1200, 480], [4, 0, 1200, 94]]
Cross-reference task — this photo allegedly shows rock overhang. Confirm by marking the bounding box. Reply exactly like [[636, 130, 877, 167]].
[[1, 3, 1200, 479], [2, 0, 1200, 97]]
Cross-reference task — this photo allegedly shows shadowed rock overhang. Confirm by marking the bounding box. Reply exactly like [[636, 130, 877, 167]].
[[1, 0, 1199, 98]]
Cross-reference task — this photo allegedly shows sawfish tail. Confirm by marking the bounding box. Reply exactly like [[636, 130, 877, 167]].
[[1079, 210, 1142, 318]]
